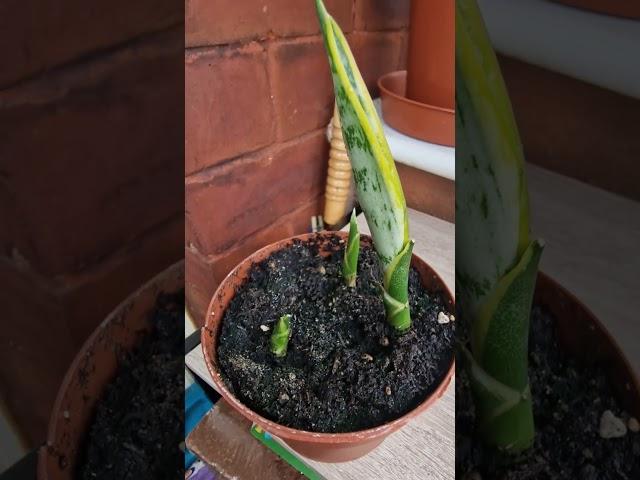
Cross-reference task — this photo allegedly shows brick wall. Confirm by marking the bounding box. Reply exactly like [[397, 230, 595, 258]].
[[185, 0, 410, 325], [0, 4, 183, 445]]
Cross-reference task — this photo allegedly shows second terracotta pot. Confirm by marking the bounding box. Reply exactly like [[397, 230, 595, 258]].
[[378, 70, 455, 146], [406, 0, 454, 109], [202, 232, 455, 462]]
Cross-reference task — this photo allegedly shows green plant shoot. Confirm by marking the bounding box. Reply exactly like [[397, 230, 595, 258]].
[[315, 0, 414, 332], [343, 209, 360, 287], [456, 0, 544, 453], [270, 314, 291, 358]]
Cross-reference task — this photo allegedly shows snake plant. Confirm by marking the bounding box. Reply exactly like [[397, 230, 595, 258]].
[[316, 0, 414, 332], [343, 209, 360, 287], [271, 314, 292, 358], [456, 0, 543, 453]]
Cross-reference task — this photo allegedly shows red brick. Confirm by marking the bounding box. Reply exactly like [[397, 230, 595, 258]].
[[186, 0, 353, 47], [208, 196, 322, 281], [186, 196, 323, 326], [185, 130, 327, 257], [186, 247, 218, 326], [186, 0, 271, 47], [0, 30, 183, 277], [348, 31, 405, 94], [0, 0, 181, 88], [185, 43, 274, 175], [399, 29, 409, 70], [59, 215, 183, 347], [0, 215, 182, 444], [269, 37, 334, 141], [354, 0, 410, 31], [0, 185, 17, 259], [268, 0, 354, 37]]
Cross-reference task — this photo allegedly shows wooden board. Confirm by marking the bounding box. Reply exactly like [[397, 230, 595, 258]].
[[186, 402, 305, 480]]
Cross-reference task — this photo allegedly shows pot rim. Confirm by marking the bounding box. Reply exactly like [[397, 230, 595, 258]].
[[378, 70, 454, 115], [37, 260, 185, 478], [536, 271, 640, 399], [201, 231, 456, 444]]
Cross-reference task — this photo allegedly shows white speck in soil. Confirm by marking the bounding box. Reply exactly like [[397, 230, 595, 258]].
[[437, 311, 450, 324], [259, 324, 270, 332], [380, 336, 389, 346], [385, 386, 392, 396], [628, 417, 640, 433], [63, 410, 70, 419], [332, 357, 340, 374], [279, 392, 290, 404], [362, 353, 373, 362], [318, 265, 326, 275], [450, 314, 455, 322], [599, 410, 627, 439]]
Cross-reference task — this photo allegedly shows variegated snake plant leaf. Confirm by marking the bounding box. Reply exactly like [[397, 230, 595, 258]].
[[316, 0, 413, 332], [456, 0, 544, 453]]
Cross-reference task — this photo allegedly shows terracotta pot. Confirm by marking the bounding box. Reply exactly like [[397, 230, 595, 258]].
[[552, 0, 640, 19], [535, 272, 640, 416], [202, 231, 455, 462], [406, 0, 454, 109], [378, 70, 454, 146], [37, 261, 185, 480], [377, 0, 454, 146]]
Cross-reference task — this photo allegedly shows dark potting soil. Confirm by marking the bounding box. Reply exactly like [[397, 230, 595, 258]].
[[80, 291, 184, 480], [456, 305, 640, 479], [217, 236, 455, 433]]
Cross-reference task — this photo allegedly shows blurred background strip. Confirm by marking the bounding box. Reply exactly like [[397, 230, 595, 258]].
[[0, 0, 184, 465]]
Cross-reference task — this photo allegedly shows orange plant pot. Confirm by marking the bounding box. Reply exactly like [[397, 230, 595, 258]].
[[37, 262, 184, 480], [406, 0, 454, 109], [378, 0, 455, 146], [535, 273, 640, 418], [202, 232, 455, 462], [378, 70, 454, 146]]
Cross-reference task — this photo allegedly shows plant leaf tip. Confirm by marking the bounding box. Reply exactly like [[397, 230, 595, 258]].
[[270, 314, 292, 358]]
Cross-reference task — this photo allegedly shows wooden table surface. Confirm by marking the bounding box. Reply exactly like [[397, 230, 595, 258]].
[[527, 164, 640, 372], [186, 208, 456, 480]]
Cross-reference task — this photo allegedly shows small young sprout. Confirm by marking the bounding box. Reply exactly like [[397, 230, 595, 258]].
[[270, 314, 292, 358], [342, 209, 360, 287]]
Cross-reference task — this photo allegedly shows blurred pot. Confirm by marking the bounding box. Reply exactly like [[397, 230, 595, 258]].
[[37, 261, 184, 479], [535, 272, 640, 417]]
